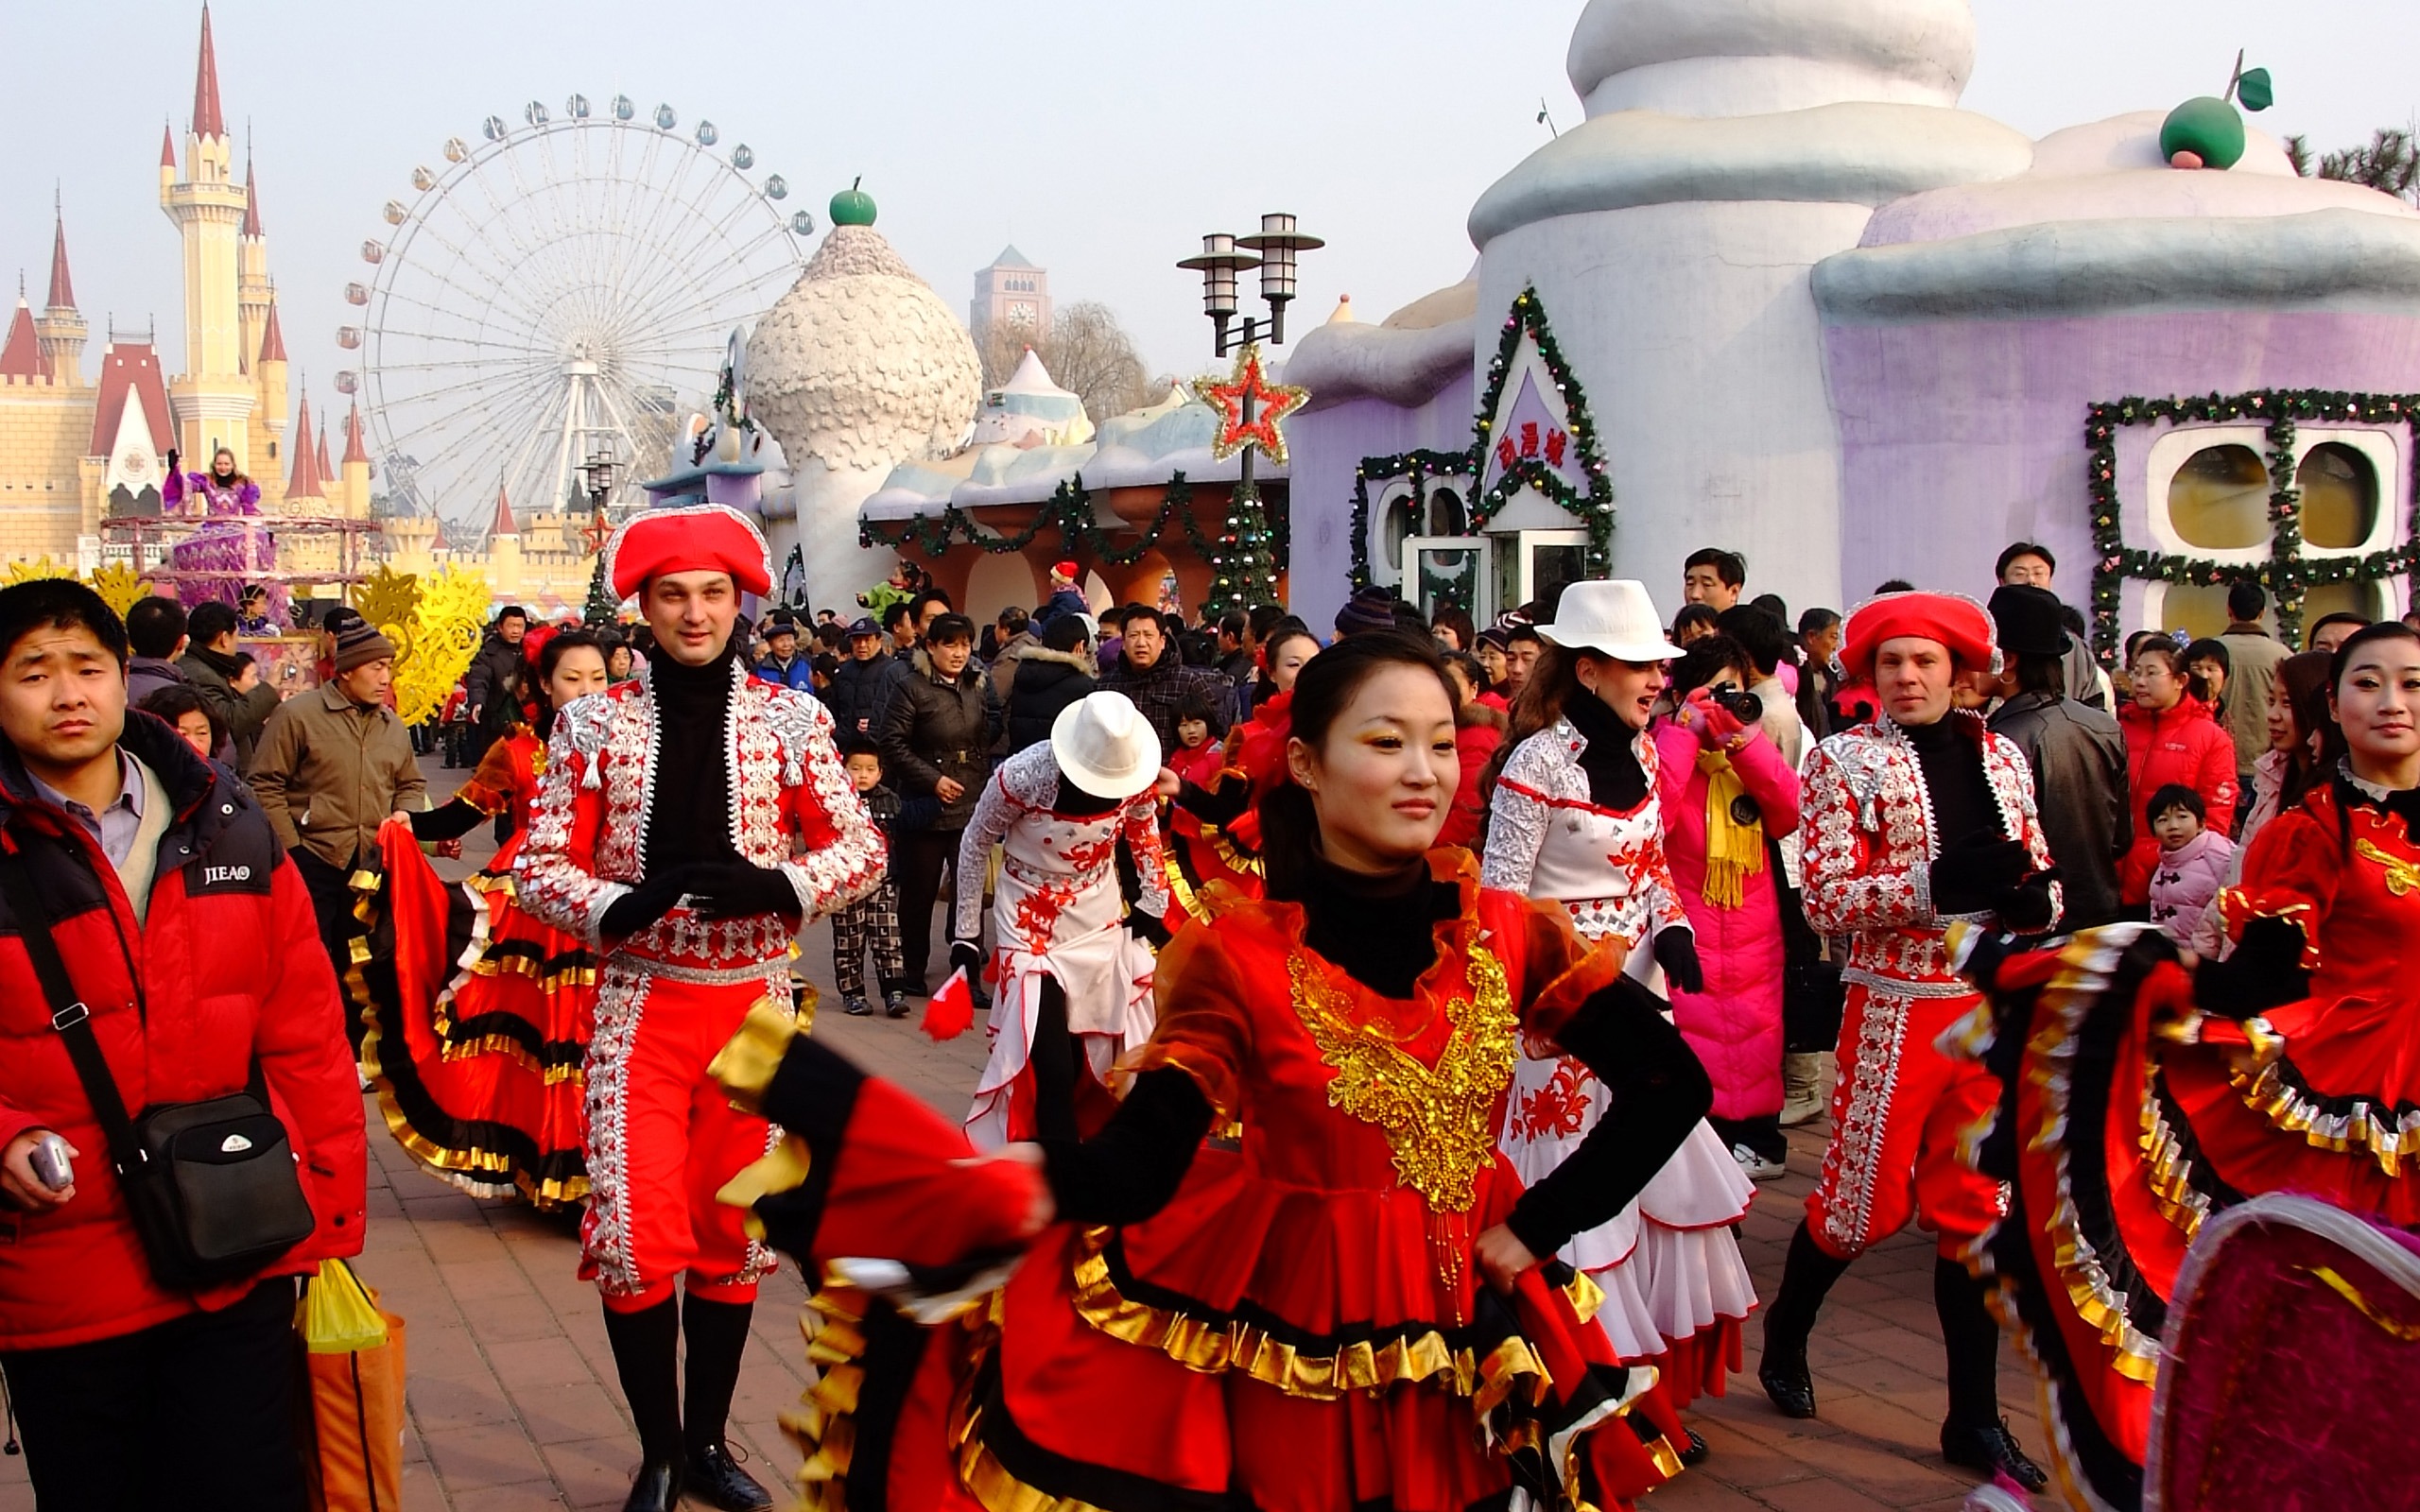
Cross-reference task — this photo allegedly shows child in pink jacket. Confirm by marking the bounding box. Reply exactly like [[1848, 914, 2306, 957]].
[[2146, 782, 2236, 949]]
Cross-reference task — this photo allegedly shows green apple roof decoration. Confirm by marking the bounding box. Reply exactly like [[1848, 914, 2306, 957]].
[[830, 177, 877, 227], [2161, 52, 2274, 170]]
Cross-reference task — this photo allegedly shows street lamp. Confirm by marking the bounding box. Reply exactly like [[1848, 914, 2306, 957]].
[[579, 437, 621, 623], [1176, 215, 1319, 612]]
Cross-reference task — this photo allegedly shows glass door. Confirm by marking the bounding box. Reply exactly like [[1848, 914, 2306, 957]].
[[1495, 529, 1591, 617], [1405, 536, 1492, 624]]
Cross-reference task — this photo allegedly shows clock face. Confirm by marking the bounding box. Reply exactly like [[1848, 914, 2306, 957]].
[[1007, 302, 1036, 328]]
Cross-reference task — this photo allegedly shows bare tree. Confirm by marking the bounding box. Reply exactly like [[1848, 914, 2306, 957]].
[[977, 301, 1155, 427], [2287, 127, 2420, 202]]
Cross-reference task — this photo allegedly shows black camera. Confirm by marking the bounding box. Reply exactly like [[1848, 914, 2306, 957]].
[[1708, 682, 1763, 724]]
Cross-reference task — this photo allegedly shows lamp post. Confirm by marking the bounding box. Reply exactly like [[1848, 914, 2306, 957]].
[[1177, 215, 1319, 611], [579, 438, 620, 624]]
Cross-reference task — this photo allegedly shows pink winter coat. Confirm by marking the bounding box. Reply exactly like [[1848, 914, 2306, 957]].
[[2149, 828, 2236, 949], [1652, 720, 1801, 1121]]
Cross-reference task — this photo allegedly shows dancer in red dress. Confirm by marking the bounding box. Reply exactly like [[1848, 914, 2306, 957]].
[[365, 629, 612, 1209], [709, 633, 1712, 1511], [516, 503, 885, 1512], [1952, 620, 2420, 1509], [1758, 592, 2056, 1490]]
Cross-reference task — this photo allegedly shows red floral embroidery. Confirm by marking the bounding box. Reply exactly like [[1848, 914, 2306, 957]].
[[1514, 1059, 1597, 1142]]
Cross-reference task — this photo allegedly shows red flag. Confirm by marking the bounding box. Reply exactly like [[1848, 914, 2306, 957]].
[[922, 967, 976, 1042]]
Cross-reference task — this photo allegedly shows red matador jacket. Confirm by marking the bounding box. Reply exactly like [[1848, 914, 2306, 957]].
[[515, 667, 885, 970], [1799, 713, 2059, 988]]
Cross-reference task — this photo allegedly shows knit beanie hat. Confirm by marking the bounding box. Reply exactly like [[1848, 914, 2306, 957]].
[[334, 618, 397, 672], [1334, 586, 1400, 638]]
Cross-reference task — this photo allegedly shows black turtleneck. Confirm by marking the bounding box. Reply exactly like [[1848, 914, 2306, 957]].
[[1903, 713, 2003, 850], [645, 643, 743, 872], [1564, 693, 1650, 812]]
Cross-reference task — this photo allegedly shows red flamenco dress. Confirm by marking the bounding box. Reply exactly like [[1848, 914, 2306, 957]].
[[1163, 692, 1290, 921], [358, 726, 597, 1209], [714, 850, 1711, 1512], [1950, 767, 2420, 1511]]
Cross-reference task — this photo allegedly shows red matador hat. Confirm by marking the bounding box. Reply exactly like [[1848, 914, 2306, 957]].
[[1839, 590, 2000, 681], [606, 504, 774, 600]]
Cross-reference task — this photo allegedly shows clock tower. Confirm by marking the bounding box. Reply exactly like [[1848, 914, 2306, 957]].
[[969, 246, 1050, 345]]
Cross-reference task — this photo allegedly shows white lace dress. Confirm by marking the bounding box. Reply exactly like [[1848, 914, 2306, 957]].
[[955, 744, 1168, 1150], [1484, 718, 1757, 1388]]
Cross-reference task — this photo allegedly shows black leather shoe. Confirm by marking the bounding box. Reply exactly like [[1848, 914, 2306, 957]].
[[1677, 1427, 1710, 1466], [1758, 1344, 1818, 1419], [686, 1442, 775, 1511], [620, 1460, 681, 1512], [1941, 1417, 2048, 1491]]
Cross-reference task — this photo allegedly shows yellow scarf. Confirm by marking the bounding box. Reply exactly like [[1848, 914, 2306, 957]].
[[1696, 747, 1765, 908]]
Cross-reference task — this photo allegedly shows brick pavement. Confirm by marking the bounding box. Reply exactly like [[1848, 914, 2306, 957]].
[[0, 754, 2039, 1511]]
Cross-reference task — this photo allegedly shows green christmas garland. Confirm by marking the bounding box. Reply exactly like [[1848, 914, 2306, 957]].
[[859, 473, 1276, 576], [2086, 388, 2420, 661], [1347, 286, 1615, 599]]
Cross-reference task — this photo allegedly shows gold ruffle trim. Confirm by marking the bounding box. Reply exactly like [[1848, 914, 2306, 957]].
[[711, 995, 809, 1114], [786, 1283, 872, 1510], [1067, 1227, 1551, 1412], [2230, 1057, 2419, 1179]]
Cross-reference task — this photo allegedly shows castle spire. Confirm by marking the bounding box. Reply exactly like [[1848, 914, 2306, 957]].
[[45, 191, 74, 312], [317, 419, 333, 481], [0, 291, 41, 380], [192, 6, 227, 140], [258, 298, 285, 363], [241, 142, 262, 237], [287, 389, 321, 499], [342, 400, 370, 464], [490, 484, 518, 539], [160, 118, 178, 169]]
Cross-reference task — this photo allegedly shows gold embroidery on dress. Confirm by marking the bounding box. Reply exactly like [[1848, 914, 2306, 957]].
[[2354, 838, 2420, 898], [1285, 936, 1516, 1215]]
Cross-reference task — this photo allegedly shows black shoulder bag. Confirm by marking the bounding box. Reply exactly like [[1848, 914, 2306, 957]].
[[0, 850, 316, 1291]]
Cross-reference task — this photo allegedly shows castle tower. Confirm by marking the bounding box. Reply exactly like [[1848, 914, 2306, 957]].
[[0, 284, 42, 381], [487, 485, 523, 595], [35, 197, 87, 387], [970, 246, 1050, 345], [340, 400, 372, 518], [316, 418, 334, 504], [252, 298, 287, 508], [160, 5, 256, 468], [237, 147, 270, 377]]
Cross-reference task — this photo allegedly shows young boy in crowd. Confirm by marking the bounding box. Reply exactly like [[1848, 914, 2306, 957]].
[[833, 737, 910, 1019], [2145, 783, 2235, 948]]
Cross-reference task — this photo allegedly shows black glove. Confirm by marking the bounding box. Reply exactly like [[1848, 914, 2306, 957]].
[[1929, 836, 2029, 915], [1993, 870, 2060, 933], [950, 939, 987, 975], [599, 868, 699, 937], [1652, 927, 1704, 995], [2193, 916, 2312, 1017], [683, 861, 803, 921], [165, 447, 180, 474], [1129, 906, 1174, 952]]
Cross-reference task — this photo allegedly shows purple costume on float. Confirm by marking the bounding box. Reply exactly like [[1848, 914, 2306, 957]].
[[164, 467, 283, 614]]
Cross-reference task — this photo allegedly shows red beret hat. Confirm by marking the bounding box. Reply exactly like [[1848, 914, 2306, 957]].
[[1840, 591, 1999, 681], [606, 505, 773, 601]]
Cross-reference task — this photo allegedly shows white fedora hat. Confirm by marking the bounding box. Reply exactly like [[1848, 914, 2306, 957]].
[[1051, 691, 1163, 801], [1534, 580, 1685, 662]]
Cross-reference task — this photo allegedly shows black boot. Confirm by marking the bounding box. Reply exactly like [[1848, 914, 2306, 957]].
[[1934, 1258, 2047, 1490], [601, 1299, 683, 1512], [1759, 1221, 1851, 1419], [683, 1295, 774, 1511]]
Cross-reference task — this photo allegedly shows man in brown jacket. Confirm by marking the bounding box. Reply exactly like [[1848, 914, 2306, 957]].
[[249, 618, 424, 1057]]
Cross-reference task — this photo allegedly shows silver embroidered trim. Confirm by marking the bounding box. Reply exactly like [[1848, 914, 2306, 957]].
[[1841, 968, 1973, 1000], [1821, 988, 1910, 1257], [603, 952, 791, 986], [583, 966, 649, 1296]]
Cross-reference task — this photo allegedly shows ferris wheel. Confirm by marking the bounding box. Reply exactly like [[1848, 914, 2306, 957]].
[[337, 94, 812, 528]]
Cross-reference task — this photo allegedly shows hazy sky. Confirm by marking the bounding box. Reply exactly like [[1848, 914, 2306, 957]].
[[9, 0, 2418, 440]]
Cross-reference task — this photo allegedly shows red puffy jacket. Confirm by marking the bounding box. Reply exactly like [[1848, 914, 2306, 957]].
[[2118, 695, 2238, 903], [0, 712, 366, 1350]]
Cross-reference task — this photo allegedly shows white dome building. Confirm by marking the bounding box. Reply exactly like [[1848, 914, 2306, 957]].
[[746, 190, 983, 613]]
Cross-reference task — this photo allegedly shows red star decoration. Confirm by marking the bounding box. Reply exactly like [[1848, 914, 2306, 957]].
[[1192, 342, 1308, 466], [579, 508, 613, 557]]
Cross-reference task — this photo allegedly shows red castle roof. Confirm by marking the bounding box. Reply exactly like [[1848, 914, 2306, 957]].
[[0, 297, 41, 380], [89, 343, 173, 456], [287, 391, 321, 499], [46, 201, 74, 312], [316, 421, 333, 482], [341, 401, 369, 465], [160, 120, 178, 170], [490, 485, 518, 539], [258, 299, 285, 363], [191, 6, 226, 140], [241, 149, 262, 237]]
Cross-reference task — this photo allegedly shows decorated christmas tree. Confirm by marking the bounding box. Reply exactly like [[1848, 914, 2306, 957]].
[[1208, 481, 1282, 614], [584, 551, 619, 627]]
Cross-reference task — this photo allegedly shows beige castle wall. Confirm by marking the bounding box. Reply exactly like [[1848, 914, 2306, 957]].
[[0, 376, 96, 562]]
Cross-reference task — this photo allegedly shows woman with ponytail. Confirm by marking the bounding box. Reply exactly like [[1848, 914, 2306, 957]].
[[358, 630, 614, 1209], [704, 628, 1716, 1511], [1482, 581, 1758, 1440]]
